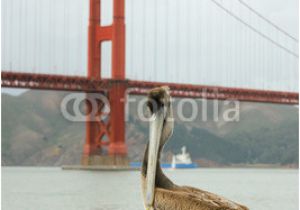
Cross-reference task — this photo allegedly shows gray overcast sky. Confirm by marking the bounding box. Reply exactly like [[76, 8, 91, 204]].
[[1, 0, 299, 95]]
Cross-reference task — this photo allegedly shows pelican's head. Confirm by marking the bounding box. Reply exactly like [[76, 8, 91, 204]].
[[144, 86, 174, 209], [146, 86, 174, 146]]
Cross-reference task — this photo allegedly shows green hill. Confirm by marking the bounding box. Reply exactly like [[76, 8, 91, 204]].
[[1, 90, 299, 166]]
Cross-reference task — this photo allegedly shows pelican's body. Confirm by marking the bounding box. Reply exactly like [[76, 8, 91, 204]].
[[141, 87, 248, 210]]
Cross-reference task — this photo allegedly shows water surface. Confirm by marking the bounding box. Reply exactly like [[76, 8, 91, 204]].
[[2, 167, 298, 210]]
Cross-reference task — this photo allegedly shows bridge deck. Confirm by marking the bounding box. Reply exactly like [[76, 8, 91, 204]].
[[2, 71, 298, 104]]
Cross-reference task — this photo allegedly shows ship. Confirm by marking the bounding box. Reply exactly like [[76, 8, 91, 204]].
[[170, 146, 198, 169], [130, 146, 198, 169]]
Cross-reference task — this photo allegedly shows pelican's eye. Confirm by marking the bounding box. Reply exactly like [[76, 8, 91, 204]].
[[146, 100, 154, 114]]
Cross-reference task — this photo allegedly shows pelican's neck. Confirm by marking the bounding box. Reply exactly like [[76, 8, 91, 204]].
[[142, 143, 175, 190]]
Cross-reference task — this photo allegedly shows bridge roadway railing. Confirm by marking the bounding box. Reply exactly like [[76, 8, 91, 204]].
[[1, 71, 298, 104]]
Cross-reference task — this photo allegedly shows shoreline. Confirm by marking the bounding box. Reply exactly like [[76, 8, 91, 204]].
[[1, 164, 298, 170]]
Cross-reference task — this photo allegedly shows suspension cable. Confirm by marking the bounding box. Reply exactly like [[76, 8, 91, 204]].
[[237, 0, 298, 42], [210, 0, 299, 58]]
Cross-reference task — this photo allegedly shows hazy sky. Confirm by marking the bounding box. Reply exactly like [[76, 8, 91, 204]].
[[1, 0, 299, 95]]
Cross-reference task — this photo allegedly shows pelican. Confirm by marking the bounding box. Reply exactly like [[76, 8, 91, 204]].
[[141, 86, 249, 210]]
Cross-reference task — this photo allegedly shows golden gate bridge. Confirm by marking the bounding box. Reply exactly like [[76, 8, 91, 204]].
[[1, 0, 299, 165]]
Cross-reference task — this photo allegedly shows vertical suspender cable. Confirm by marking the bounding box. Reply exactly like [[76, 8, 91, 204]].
[[273, 28, 279, 90], [67, 0, 71, 75], [175, 0, 180, 83], [3, 0, 7, 70], [196, 0, 201, 86], [141, 0, 146, 81], [226, 0, 230, 87], [22, 1, 29, 71], [77, 0, 83, 76], [207, 1, 212, 85], [207, 0, 215, 85], [287, 40, 291, 90], [164, 0, 169, 83], [23, 0, 27, 70], [213, 0, 218, 86], [219, 0, 224, 87], [255, 14, 259, 89], [279, 35, 283, 90], [37, 0, 41, 73], [212, 0, 216, 86], [53, 0, 57, 74], [261, 22, 265, 89], [153, 0, 158, 81], [129, 0, 134, 80], [18, 0, 22, 70], [222, 0, 228, 87], [235, 1, 239, 88], [24, 0, 28, 71], [204, 0, 209, 86], [240, 2, 245, 88], [186, 0, 191, 83], [9, 0, 13, 70], [63, 0, 68, 75], [221, 0, 226, 87], [19, 0, 23, 70], [247, 5, 251, 89], [233, 1, 237, 88], [33, 0, 37, 72], [49, 0, 53, 74]]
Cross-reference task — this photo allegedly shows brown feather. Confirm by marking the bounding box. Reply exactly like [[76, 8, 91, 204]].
[[154, 187, 249, 210], [142, 87, 249, 210]]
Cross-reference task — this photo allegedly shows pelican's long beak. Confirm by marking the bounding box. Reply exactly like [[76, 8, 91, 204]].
[[145, 106, 166, 209]]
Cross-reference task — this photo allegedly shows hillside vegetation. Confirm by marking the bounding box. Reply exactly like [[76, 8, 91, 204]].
[[1, 90, 298, 166]]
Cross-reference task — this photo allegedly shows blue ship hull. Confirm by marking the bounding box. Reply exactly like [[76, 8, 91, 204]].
[[130, 162, 198, 169]]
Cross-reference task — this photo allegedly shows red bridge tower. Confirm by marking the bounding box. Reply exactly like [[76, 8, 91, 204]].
[[82, 0, 128, 165]]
